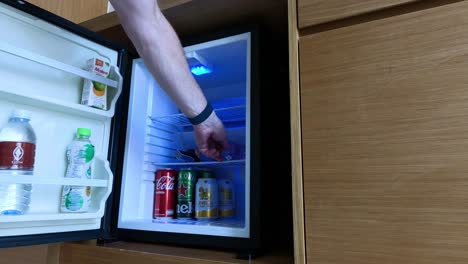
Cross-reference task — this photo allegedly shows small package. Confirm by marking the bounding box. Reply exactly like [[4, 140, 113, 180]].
[[81, 57, 110, 110]]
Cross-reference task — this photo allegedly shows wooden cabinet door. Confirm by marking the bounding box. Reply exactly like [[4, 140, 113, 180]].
[[300, 1, 468, 263], [298, 0, 418, 28], [27, 0, 108, 23]]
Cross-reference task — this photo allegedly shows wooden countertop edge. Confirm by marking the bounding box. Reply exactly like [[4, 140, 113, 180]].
[[59, 242, 293, 264], [79, 0, 192, 32]]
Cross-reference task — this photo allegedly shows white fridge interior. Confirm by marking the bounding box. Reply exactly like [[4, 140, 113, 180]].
[[119, 33, 251, 238], [0, 2, 121, 237]]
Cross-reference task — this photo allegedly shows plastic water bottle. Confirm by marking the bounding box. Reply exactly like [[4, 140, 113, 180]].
[[60, 128, 94, 213], [0, 110, 36, 215]]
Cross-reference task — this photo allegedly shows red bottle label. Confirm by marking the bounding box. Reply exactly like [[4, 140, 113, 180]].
[[0, 142, 36, 170]]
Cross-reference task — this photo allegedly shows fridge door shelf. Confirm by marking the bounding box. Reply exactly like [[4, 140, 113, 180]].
[[0, 212, 107, 223], [0, 42, 123, 118], [0, 42, 119, 89], [149, 105, 246, 130], [0, 174, 107, 187], [0, 156, 112, 187], [0, 157, 113, 233]]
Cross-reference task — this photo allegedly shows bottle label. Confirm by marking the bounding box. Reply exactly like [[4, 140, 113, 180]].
[[0, 142, 35, 170], [66, 143, 94, 179]]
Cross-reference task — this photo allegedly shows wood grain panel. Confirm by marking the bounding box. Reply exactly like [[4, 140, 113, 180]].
[[288, 0, 306, 263], [27, 0, 108, 24], [59, 242, 293, 264], [298, 0, 419, 28], [300, 1, 468, 263], [80, 0, 192, 32], [0, 245, 49, 264]]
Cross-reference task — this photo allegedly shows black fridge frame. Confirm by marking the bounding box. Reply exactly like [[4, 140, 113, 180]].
[[110, 26, 262, 253], [0, 0, 127, 248]]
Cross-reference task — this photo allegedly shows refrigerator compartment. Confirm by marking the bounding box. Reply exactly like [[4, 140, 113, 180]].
[[149, 105, 246, 130], [119, 164, 248, 238], [120, 33, 251, 239]]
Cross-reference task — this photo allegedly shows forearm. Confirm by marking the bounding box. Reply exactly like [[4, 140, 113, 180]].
[[110, 1, 207, 118]]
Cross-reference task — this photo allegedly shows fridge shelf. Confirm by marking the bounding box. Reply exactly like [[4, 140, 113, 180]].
[[0, 212, 104, 223], [152, 218, 245, 228], [119, 219, 248, 238], [0, 42, 119, 89], [0, 173, 107, 187], [149, 159, 245, 169], [0, 87, 119, 120], [149, 105, 246, 128], [0, 42, 123, 119]]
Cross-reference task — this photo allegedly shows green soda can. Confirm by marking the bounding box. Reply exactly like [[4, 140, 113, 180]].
[[176, 168, 197, 219]]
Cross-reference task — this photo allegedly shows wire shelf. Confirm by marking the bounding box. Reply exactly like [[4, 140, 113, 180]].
[[149, 105, 246, 128], [150, 159, 245, 169]]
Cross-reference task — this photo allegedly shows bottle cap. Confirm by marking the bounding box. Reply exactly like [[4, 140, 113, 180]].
[[11, 110, 31, 120], [77, 128, 91, 137]]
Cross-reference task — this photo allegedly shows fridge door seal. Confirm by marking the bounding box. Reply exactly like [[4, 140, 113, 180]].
[[0, 0, 127, 248]]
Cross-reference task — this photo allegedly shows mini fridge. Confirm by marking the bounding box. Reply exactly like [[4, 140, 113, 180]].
[[0, 0, 263, 255]]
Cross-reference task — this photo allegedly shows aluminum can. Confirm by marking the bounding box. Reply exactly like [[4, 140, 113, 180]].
[[195, 170, 218, 220], [153, 169, 177, 219], [219, 179, 235, 218], [176, 168, 197, 219]]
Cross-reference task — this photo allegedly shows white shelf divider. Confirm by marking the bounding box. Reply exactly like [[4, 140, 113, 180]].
[[0, 212, 103, 223], [0, 42, 118, 88], [150, 159, 245, 168], [0, 157, 113, 229], [0, 174, 107, 187]]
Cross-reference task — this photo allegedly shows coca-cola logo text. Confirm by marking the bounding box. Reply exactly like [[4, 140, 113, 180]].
[[156, 176, 175, 191]]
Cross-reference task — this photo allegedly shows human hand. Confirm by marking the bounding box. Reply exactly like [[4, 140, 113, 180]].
[[194, 113, 229, 161]]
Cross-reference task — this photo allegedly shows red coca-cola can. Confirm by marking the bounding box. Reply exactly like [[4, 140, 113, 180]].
[[153, 169, 177, 219]]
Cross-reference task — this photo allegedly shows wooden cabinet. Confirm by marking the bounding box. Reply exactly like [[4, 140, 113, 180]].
[[295, 1, 468, 263], [26, 0, 108, 23], [297, 0, 418, 28]]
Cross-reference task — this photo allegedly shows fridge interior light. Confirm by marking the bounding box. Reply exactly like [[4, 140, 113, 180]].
[[186, 51, 213, 75], [190, 65, 212, 76]]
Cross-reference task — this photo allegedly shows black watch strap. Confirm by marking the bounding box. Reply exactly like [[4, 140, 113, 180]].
[[188, 103, 213, 125]]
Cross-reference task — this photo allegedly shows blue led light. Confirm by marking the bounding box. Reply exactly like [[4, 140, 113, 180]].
[[190, 65, 212, 76]]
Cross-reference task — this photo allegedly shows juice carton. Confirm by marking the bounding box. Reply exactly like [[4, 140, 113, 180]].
[[81, 57, 110, 110]]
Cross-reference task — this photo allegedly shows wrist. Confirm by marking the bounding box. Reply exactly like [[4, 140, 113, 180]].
[[188, 102, 213, 126]]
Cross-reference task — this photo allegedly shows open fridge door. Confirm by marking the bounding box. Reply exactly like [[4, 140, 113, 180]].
[[117, 31, 260, 249], [0, 0, 125, 245]]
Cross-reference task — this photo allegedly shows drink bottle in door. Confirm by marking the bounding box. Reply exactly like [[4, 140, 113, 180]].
[[60, 128, 95, 213], [0, 110, 36, 215]]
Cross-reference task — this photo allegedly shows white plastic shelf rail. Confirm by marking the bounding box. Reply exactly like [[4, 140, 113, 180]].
[[150, 105, 246, 128], [0, 42, 118, 88], [0, 42, 123, 119]]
